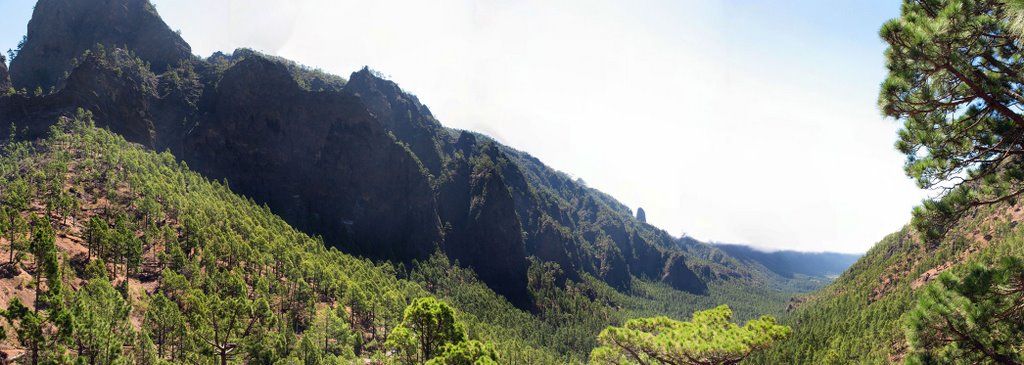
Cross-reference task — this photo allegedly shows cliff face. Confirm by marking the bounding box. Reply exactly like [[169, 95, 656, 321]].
[[184, 57, 442, 260], [351, 64, 715, 294], [0, 61, 10, 91], [1, 49, 161, 144], [10, 0, 191, 91], [0, 0, 748, 307], [345, 69, 447, 175]]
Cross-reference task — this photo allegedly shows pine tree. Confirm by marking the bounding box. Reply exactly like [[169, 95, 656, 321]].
[[589, 305, 790, 365], [136, 332, 161, 365], [880, 0, 1024, 238], [185, 271, 274, 365], [905, 257, 1024, 364], [5, 216, 72, 365], [305, 306, 354, 359], [425, 340, 499, 365], [85, 216, 109, 260], [69, 275, 134, 364], [3, 177, 32, 264], [145, 291, 185, 360], [387, 297, 467, 363]]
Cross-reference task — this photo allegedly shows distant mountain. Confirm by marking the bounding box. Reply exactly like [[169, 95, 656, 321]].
[[0, 0, 832, 310], [713, 244, 860, 278]]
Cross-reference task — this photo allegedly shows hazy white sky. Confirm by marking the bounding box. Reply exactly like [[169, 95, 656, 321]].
[[1, 0, 924, 253]]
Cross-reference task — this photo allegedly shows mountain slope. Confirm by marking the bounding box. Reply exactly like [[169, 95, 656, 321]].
[[0, 117, 583, 363], [0, 0, 791, 306], [749, 198, 1024, 363], [0, 113, 813, 364]]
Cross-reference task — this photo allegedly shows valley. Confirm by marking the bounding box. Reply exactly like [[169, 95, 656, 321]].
[[2, 0, 1024, 364]]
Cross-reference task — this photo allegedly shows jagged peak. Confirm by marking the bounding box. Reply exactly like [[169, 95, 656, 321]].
[[347, 66, 433, 118], [10, 0, 191, 90], [207, 48, 348, 92]]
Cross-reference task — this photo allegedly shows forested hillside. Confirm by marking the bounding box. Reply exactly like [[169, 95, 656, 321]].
[[0, 0, 844, 310], [21, 0, 1019, 363], [750, 200, 1024, 363], [0, 115, 518, 363], [0, 114, 806, 364]]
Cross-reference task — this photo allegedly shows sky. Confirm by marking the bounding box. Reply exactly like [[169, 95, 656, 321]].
[[0, 0, 924, 254]]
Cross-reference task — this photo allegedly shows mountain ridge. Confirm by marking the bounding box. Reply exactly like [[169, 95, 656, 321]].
[[0, 0, 854, 309], [712, 243, 861, 278]]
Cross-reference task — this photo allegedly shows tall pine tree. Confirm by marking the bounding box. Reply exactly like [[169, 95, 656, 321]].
[[880, 0, 1024, 238]]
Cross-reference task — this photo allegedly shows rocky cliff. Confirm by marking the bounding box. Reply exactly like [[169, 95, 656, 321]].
[[0, 59, 10, 91], [185, 56, 443, 259], [10, 0, 191, 91], [0, 0, 754, 308]]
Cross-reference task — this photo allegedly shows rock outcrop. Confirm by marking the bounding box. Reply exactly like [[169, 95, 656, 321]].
[[184, 56, 442, 260], [637, 207, 647, 223], [1, 48, 161, 144], [10, 0, 191, 90], [661, 253, 707, 294], [345, 68, 447, 175], [0, 60, 10, 91]]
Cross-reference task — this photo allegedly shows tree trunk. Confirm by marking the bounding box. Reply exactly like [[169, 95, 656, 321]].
[[8, 216, 15, 264]]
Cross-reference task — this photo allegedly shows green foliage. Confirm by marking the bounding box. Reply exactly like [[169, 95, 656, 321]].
[[748, 228, 923, 364], [589, 305, 790, 365], [410, 250, 794, 364], [145, 292, 185, 360], [385, 326, 419, 364], [879, 0, 1024, 239], [6, 35, 26, 63], [85, 216, 109, 260], [752, 1, 1024, 362], [1006, 0, 1024, 37], [184, 270, 274, 365], [208, 49, 347, 92], [751, 192, 1024, 363], [905, 257, 1024, 364], [69, 276, 133, 364], [391, 297, 467, 363], [2, 216, 73, 364], [5, 299, 45, 363], [426, 340, 499, 365], [305, 306, 356, 361], [753, 0, 1024, 362]]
